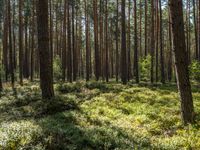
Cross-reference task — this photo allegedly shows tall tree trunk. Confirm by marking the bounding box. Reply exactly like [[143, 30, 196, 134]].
[[159, 0, 165, 84], [133, 0, 139, 83], [168, 8, 173, 82], [37, 0, 54, 99], [115, 0, 119, 82], [93, 0, 100, 81], [139, 0, 142, 57], [85, 0, 90, 81], [198, 0, 200, 60], [24, 14, 29, 78], [150, 0, 155, 83], [62, 0, 67, 81], [0, 8, 3, 91], [144, 0, 148, 56], [72, 1, 77, 81], [105, 0, 109, 82], [67, 0, 72, 82], [49, 0, 53, 81], [193, 0, 198, 59], [19, 0, 23, 85], [121, 0, 127, 84], [127, 0, 131, 81], [3, 1, 9, 82], [155, 0, 159, 82], [169, 0, 194, 124], [30, 0, 35, 81], [8, 0, 14, 88]]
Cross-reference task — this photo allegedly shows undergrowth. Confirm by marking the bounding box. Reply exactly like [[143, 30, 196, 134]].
[[0, 80, 200, 149]]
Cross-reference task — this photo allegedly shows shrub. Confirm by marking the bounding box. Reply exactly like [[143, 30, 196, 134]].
[[57, 83, 82, 93], [53, 56, 62, 80], [85, 81, 108, 91], [139, 55, 151, 81], [189, 60, 200, 81]]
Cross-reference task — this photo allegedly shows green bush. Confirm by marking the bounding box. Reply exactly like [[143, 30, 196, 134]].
[[57, 83, 82, 93], [85, 81, 108, 91], [139, 55, 151, 81], [53, 56, 62, 80], [189, 60, 200, 81]]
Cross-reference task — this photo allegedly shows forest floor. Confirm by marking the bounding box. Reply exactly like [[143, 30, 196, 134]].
[[0, 80, 200, 150]]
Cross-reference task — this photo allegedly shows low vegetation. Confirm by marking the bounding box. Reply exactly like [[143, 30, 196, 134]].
[[0, 81, 200, 149]]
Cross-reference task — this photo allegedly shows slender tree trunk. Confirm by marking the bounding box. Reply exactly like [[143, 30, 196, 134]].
[[85, 0, 89, 81], [93, 0, 100, 81], [12, 0, 16, 70], [134, 0, 139, 83], [155, 0, 159, 82], [116, 0, 119, 82], [67, 0, 72, 82], [24, 14, 29, 78], [3, 2, 9, 82], [144, 0, 148, 56], [105, 0, 109, 82], [0, 9, 3, 91], [121, 0, 127, 84], [30, 0, 35, 81], [139, 0, 142, 57], [49, 0, 53, 81], [19, 0, 23, 85], [150, 0, 155, 83], [168, 8, 173, 82], [193, 0, 198, 59], [127, 0, 131, 81], [160, 0, 165, 83], [62, 0, 67, 81], [8, 0, 14, 88], [169, 0, 194, 124], [72, 1, 77, 81], [198, 0, 200, 60]]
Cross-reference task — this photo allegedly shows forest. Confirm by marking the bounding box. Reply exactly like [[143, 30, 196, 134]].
[[0, 0, 200, 149]]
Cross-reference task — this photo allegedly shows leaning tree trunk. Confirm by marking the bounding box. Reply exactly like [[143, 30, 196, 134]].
[[37, 0, 54, 99], [169, 0, 195, 124]]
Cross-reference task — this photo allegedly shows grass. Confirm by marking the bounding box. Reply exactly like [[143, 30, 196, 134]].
[[0, 80, 200, 149]]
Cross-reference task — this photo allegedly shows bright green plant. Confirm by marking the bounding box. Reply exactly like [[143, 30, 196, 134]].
[[189, 60, 200, 81], [139, 55, 151, 81], [53, 55, 62, 80]]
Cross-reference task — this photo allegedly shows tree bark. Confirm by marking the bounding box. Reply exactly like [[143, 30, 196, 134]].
[[169, 0, 195, 124], [121, 0, 127, 84], [37, 0, 54, 99]]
